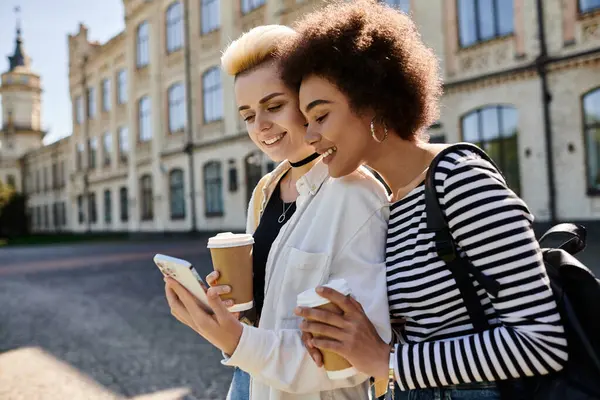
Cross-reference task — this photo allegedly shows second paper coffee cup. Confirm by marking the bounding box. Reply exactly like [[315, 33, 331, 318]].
[[297, 279, 357, 380], [207, 232, 254, 312]]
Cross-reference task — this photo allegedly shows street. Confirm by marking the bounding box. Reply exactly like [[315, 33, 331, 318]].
[[0, 238, 231, 400], [0, 229, 598, 400]]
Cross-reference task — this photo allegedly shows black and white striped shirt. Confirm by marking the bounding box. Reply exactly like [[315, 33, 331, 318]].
[[387, 149, 568, 391]]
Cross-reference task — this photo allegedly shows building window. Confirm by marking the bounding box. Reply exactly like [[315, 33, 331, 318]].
[[580, 0, 600, 13], [103, 132, 112, 166], [166, 2, 183, 53], [583, 88, 600, 192], [383, 0, 410, 13], [35, 170, 40, 193], [120, 187, 129, 222], [6, 174, 15, 188], [89, 192, 97, 223], [87, 87, 96, 119], [168, 82, 186, 133], [117, 69, 127, 104], [241, 0, 265, 14], [44, 167, 49, 191], [140, 175, 153, 220], [169, 169, 186, 219], [102, 78, 111, 112], [104, 189, 112, 224], [59, 161, 65, 187], [138, 96, 152, 142], [36, 207, 41, 229], [78, 195, 85, 224], [201, 0, 220, 34], [75, 95, 83, 124], [457, 0, 514, 48], [137, 21, 150, 68], [52, 163, 58, 189], [77, 142, 84, 170], [61, 202, 67, 226], [204, 161, 223, 216], [461, 105, 520, 195], [118, 126, 129, 162], [202, 67, 223, 123], [43, 205, 49, 228], [52, 203, 58, 229], [89, 137, 98, 169]]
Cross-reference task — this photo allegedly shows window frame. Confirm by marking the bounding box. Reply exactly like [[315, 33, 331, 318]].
[[582, 87, 600, 195], [138, 96, 152, 142], [136, 21, 150, 68], [166, 1, 184, 53], [240, 0, 265, 14], [120, 187, 129, 222], [202, 67, 223, 123], [169, 169, 186, 219], [579, 0, 600, 14], [201, 0, 220, 34], [460, 105, 521, 195], [456, 0, 514, 48], [102, 78, 111, 112], [140, 174, 154, 221], [168, 82, 186, 133], [203, 161, 224, 217], [117, 69, 127, 104]]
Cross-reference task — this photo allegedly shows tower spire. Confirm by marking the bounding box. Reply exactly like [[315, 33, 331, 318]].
[[8, 5, 28, 71]]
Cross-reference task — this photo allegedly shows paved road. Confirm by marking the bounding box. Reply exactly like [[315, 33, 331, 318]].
[[1, 228, 598, 400], [0, 238, 231, 400]]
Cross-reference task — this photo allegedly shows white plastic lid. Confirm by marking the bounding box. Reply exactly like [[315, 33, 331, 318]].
[[296, 279, 352, 308], [207, 232, 254, 248]]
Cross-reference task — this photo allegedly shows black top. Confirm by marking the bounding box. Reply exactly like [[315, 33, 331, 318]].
[[252, 176, 297, 316]]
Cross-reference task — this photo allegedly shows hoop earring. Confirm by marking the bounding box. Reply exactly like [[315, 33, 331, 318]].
[[370, 117, 388, 143]]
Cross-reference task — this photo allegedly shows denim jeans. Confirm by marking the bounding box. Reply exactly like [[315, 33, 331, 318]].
[[226, 367, 250, 400], [380, 382, 500, 400]]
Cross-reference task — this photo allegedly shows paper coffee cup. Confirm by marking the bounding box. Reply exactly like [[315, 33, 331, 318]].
[[207, 232, 255, 313], [297, 279, 357, 380]]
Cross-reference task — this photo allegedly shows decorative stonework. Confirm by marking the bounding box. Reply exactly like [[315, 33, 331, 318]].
[[240, 7, 266, 33], [582, 20, 600, 42], [457, 39, 513, 74]]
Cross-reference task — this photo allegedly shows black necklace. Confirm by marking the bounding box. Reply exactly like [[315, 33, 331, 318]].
[[289, 152, 320, 168]]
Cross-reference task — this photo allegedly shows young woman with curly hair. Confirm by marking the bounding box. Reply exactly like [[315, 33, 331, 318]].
[[281, 1, 568, 399]]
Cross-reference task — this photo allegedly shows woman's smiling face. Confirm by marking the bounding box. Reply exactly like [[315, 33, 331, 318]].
[[299, 75, 375, 178], [234, 63, 313, 163]]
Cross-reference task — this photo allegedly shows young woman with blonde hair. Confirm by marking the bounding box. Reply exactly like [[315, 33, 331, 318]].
[[163, 25, 392, 400]]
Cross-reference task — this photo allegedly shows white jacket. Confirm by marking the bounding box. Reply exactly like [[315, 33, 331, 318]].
[[222, 160, 392, 400]]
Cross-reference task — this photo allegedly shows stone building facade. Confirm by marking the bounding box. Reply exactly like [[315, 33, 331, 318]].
[[1, 0, 599, 233]]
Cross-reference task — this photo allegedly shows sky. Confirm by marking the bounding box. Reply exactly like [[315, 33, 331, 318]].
[[0, 0, 125, 144]]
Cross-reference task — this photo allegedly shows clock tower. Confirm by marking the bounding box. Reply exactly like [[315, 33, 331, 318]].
[[0, 7, 44, 156], [0, 7, 44, 191]]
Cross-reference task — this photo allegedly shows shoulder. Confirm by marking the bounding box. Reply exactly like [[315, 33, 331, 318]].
[[326, 166, 389, 206], [433, 147, 506, 187]]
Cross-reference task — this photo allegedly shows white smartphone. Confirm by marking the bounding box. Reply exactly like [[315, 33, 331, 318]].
[[154, 253, 213, 314]]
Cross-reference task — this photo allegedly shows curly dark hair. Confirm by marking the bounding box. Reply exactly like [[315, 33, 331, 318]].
[[279, 0, 442, 140]]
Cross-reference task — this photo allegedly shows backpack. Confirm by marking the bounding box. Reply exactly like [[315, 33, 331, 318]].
[[424, 142, 600, 399]]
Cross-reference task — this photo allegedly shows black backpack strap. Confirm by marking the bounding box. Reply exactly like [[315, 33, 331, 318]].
[[539, 223, 587, 255], [424, 143, 501, 329]]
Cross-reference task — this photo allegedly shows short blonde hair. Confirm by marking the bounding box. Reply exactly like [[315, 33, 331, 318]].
[[221, 25, 297, 76]]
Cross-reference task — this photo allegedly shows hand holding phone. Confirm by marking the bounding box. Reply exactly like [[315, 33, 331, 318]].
[[154, 253, 213, 314]]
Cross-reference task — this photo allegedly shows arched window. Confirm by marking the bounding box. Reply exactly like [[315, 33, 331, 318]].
[[137, 21, 150, 67], [169, 169, 186, 219], [583, 88, 600, 192], [202, 67, 223, 123], [168, 82, 186, 133], [204, 161, 223, 216], [166, 2, 183, 53], [201, 0, 220, 34], [138, 96, 152, 141], [140, 175, 153, 220], [461, 105, 520, 194]]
